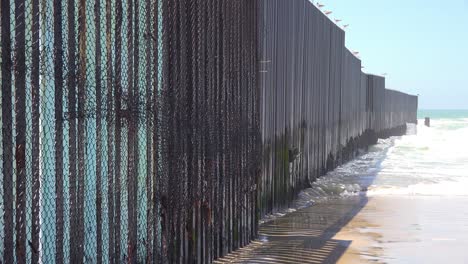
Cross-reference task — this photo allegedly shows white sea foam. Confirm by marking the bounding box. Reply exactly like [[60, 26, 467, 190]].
[[368, 118, 468, 196], [260, 115, 468, 223], [367, 180, 468, 196]]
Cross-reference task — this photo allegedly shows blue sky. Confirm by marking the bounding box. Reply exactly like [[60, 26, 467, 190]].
[[318, 0, 468, 109]]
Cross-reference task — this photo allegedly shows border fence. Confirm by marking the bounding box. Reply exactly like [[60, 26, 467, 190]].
[[257, 0, 418, 217], [1, 0, 416, 263]]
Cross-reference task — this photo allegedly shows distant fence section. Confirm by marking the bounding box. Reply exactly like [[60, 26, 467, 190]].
[[1, 0, 416, 263], [257, 0, 418, 217]]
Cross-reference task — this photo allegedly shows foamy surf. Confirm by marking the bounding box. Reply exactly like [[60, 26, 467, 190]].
[[260, 112, 468, 223], [367, 117, 468, 197], [367, 180, 468, 196]]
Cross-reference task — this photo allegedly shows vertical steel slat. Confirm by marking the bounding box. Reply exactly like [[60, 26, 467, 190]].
[[53, 0, 64, 261], [14, 0, 27, 261], [66, 0, 78, 260], [1, 0, 14, 262], [114, 0, 123, 259]]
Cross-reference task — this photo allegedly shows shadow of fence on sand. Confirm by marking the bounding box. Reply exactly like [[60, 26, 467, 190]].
[[215, 196, 369, 263]]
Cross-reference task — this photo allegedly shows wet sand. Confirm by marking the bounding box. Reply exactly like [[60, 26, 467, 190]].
[[335, 195, 468, 263], [215, 196, 368, 263], [215, 195, 468, 263]]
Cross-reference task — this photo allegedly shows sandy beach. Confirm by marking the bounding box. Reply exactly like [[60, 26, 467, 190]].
[[214, 194, 468, 264], [335, 195, 468, 263]]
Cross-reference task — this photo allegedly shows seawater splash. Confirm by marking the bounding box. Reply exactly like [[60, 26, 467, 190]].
[[260, 113, 468, 223], [307, 116, 468, 198], [260, 132, 397, 224], [292, 138, 394, 204], [368, 116, 468, 196]]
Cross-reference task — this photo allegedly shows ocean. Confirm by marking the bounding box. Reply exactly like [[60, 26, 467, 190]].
[[367, 109, 468, 196]]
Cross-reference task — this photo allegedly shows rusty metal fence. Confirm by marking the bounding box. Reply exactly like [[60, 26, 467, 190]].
[[1, 0, 258, 263], [1, 0, 418, 263]]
